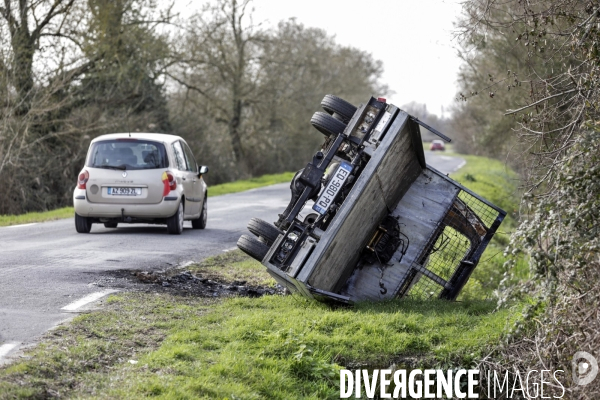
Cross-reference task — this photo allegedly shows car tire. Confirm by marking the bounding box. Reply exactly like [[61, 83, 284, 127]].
[[192, 195, 207, 229], [311, 111, 347, 137], [104, 222, 118, 228], [167, 202, 184, 235], [321, 94, 357, 123], [247, 218, 282, 246], [75, 213, 92, 233], [237, 234, 270, 261]]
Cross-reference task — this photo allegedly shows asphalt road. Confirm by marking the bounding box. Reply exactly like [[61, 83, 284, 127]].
[[0, 150, 463, 362]]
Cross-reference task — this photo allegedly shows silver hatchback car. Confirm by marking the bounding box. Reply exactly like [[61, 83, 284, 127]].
[[73, 133, 208, 234]]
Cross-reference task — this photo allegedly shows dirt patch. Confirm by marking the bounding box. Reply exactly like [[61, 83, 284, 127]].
[[91, 250, 285, 298], [98, 267, 284, 298]]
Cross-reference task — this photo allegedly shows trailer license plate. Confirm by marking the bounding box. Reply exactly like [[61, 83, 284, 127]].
[[108, 187, 141, 196], [313, 162, 352, 215]]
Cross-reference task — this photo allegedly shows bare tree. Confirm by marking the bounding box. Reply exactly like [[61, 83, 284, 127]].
[[169, 0, 264, 171], [0, 0, 174, 214], [170, 10, 387, 182], [0, 0, 79, 112]]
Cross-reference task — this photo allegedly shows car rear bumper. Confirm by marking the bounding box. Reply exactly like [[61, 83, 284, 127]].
[[73, 189, 179, 218]]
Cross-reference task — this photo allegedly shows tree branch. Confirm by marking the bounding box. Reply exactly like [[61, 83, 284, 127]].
[[504, 88, 579, 115], [0, 0, 19, 36], [32, 0, 75, 41]]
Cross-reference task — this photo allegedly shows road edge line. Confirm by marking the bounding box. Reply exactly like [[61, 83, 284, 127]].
[[0, 342, 20, 363], [61, 289, 118, 312]]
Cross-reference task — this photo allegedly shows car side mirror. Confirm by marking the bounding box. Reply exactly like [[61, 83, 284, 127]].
[[198, 165, 209, 175]]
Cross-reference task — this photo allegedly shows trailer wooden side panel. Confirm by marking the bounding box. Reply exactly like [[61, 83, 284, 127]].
[[300, 112, 423, 292]]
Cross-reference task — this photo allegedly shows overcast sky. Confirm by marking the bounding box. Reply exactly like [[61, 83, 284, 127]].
[[175, 0, 464, 118]]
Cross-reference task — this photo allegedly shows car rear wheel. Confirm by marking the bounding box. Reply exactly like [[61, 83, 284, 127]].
[[75, 213, 92, 233], [321, 94, 357, 123], [167, 202, 184, 234], [237, 234, 270, 261], [104, 222, 118, 228], [247, 218, 282, 246], [311, 111, 347, 137], [192, 195, 207, 229]]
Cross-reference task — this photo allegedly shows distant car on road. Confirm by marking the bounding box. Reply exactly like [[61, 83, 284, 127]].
[[429, 139, 445, 151], [73, 133, 208, 234]]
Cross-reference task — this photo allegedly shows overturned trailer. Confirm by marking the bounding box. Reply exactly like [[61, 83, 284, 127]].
[[237, 95, 506, 303]]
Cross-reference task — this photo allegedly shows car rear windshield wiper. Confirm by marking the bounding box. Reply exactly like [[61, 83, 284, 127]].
[[96, 164, 127, 170]]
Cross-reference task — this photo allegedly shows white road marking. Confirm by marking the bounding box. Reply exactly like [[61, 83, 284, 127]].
[[440, 156, 453, 161], [0, 342, 19, 360], [222, 247, 238, 252], [61, 290, 118, 311], [178, 261, 194, 269], [6, 223, 38, 228], [453, 160, 467, 172]]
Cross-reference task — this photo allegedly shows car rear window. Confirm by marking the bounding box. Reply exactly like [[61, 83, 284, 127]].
[[86, 139, 169, 170]]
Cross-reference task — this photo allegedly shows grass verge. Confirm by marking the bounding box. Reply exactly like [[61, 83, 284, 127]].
[[0, 251, 520, 399], [0, 207, 74, 227], [0, 172, 295, 227], [449, 154, 527, 300], [208, 171, 294, 197]]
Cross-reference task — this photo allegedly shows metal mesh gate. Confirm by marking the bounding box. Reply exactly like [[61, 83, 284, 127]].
[[399, 188, 505, 300]]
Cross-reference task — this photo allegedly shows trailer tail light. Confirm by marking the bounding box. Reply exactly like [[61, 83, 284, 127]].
[[77, 170, 89, 189], [162, 171, 176, 196]]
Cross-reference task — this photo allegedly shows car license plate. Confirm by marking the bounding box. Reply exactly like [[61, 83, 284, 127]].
[[108, 187, 141, 196], [313, 162, 353, 215]]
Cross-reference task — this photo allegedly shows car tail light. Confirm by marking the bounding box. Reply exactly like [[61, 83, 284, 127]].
[[161, 171, 176, 196], [77, 170, 89, 189]]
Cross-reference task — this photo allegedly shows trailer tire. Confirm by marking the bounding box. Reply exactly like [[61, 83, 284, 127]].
[[247, 218, 282, 246], [311, 111, 347, 137], [321, 94, 357, 123], [237, 234, 270, 261]]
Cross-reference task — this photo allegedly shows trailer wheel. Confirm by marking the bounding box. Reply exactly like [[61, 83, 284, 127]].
[[321, 94, 357, 123], [247, 218, 282, 246], [311, 111, 347, 137], [237, 234, 270, 261]]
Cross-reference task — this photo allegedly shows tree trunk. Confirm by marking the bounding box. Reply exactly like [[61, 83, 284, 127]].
[[11, 20, 35, 113], [229, 97, 244, 163]]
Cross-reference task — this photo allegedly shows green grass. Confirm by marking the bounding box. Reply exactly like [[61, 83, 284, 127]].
[[450, 155, 520, 230], [0, 207, 74, 227], [0, 277, 520, 399], [208, 172, 295, 197], [0, 172, 295, 227], [188, 250, 277, 287]]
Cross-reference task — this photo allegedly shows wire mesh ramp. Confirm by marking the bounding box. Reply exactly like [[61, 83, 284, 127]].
[[392, 171, 506, 301]]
